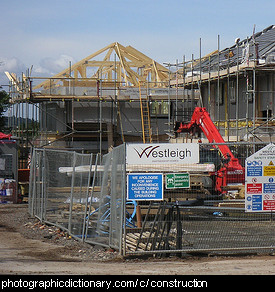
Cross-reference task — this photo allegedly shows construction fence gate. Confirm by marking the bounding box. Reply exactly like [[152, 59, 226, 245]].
[[29, 142, 275, 256]]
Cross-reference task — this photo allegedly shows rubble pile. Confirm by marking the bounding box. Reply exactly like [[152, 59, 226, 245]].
[[23, 219, 119, 261], [0, 205, 119, 262]]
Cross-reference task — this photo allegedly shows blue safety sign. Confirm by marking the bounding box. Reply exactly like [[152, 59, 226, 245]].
[[251, 195, 263, 211], [127, 173, 163, 201], [246, 166, 262, 176], [263, 183, 275, 193]]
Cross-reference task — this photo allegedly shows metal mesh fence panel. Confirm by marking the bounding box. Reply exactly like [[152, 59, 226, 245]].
[[85, 144, 125, 251], [43, 149, 75, 231], [29, 149, 94, 239], [29, 147, 125, 251], [67, 152, 93, 239], [109, 144, 126, 250], [123, 142, 275, 255], [28, 148, 35, 215], [124, 203, 275, 255], [86, 151, 112, 247], [29, 149, 44, 220], [29, 142, 275, 256]]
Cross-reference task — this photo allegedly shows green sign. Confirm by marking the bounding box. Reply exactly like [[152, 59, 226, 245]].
[[165, 173, 190, 189]]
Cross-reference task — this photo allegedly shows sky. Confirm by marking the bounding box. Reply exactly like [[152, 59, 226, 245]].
[[0, 0, 275, 86]]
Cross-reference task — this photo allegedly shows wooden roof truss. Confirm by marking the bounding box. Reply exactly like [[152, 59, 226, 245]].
[[35, 42, 170, 90]]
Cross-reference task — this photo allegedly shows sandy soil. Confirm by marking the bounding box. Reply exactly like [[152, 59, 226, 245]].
[[0, 204, 275, 275]]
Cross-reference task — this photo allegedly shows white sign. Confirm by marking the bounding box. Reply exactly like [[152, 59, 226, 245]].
[[126, 143, 199, 165], [245, 143, 275, 212]]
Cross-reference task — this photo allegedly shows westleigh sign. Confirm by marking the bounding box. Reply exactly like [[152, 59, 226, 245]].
[[126, 143, 199, 165]]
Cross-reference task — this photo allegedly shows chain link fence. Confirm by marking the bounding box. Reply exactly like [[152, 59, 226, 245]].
[[29, 142, 275, 256]]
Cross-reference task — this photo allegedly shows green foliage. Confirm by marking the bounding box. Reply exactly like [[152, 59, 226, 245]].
[[0, 90, 11, 130]]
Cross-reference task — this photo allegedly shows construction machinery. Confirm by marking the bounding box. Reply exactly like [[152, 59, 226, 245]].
[[175, 107, 245, 195]]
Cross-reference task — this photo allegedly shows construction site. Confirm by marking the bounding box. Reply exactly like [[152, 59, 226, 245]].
[[4, 25, 275, 161], [2, 25, 275, 257]]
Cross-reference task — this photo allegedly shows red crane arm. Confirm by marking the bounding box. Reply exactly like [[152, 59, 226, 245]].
[[176, 107, 240, 167], [176, 107, 244, 193]]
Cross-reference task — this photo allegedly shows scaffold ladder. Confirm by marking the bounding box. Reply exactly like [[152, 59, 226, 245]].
[[139, 82, 152, 143]]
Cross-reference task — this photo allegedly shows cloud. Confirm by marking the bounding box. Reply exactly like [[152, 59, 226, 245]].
[[34, 54, 76, 76], [0, 54, 76, 85], [0, 57, 26, 74], [0, 57, 27, 86]]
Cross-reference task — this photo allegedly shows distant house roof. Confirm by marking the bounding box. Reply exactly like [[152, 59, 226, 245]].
[[197, 25, 275, 73], [170, 25, 275, 87]]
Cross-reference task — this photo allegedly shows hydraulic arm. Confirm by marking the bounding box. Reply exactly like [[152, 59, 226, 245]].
[[176, 107, 244, 194]]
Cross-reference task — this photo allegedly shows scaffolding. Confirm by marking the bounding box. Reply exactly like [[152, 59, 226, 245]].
[[170, 27, 275, 144], [4, 26, 275, 167], [4, 43, 199, 167]]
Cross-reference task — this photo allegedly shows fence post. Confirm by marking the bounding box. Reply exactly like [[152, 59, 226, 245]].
[[85, 153, 99, 241], [82, 152, 93, 242], [40, 149, 46, 221], [29, 148, 35, 216], [68, 151, 76, 233], [121, 143, 127, 256], [109, 149, 114, 248]]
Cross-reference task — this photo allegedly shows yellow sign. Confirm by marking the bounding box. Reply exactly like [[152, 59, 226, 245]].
[[264, 166, 275, 176]]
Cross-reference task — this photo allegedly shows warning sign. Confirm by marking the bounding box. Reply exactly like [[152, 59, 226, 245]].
[[245, 143, 275, 212], [246, 183, 262, 194], [263, 166, 275, 176], [263, 200, 275, 211]]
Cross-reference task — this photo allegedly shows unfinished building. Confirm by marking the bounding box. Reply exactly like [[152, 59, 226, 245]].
[[5, 25, 275, 167], [173, 25, 275, 143], [6, 42, 198, 165]]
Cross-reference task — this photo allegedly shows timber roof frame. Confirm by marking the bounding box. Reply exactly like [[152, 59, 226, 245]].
[[34, 42, 170, 90]]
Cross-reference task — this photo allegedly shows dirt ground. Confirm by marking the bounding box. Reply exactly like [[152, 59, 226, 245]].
[[0, 204, 275, 275]]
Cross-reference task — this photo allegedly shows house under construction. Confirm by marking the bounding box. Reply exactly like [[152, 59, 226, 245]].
[[172, 25, 275, 143], [5, 25, 275, 167]]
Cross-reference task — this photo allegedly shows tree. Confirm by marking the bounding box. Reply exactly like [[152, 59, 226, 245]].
[[0, 90, 11, 131]]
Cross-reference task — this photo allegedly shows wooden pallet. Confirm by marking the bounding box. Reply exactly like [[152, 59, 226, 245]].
[[125, 232, 151, 251], [124, 231, 177, 252]]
